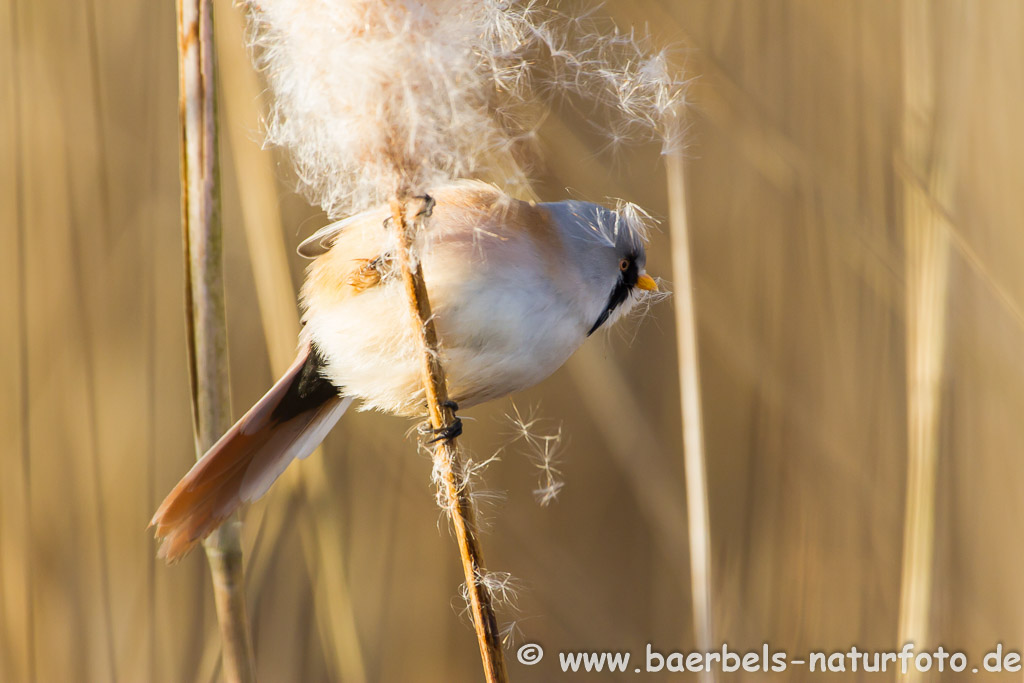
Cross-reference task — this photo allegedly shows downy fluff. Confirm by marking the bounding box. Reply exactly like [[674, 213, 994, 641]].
[[246, 0, 686, 217]]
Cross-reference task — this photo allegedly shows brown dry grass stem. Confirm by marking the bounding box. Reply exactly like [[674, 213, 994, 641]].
[[896, 2, 964, 677], [176, 0, 256, 680], [213, 5, 368, 678], [666, 152, 714, 679], [9, 0, 34, 678], [389, 197, 509, 683]]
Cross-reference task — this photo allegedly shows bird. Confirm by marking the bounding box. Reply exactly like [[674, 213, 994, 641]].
[[151, 180, 659, 561]]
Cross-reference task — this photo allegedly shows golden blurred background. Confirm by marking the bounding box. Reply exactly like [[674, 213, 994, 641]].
[[3, 0, 1024, 681]]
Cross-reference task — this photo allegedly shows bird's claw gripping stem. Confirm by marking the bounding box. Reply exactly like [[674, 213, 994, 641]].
[[427, 400, 462, 444]]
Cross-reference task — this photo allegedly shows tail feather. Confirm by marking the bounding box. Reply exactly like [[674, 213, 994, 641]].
[[151, 345, 347, 562]]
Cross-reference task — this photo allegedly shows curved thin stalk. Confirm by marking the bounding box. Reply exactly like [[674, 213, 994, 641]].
[[389, 197, 508, 683], [176, 0, 256, 680], [9, 0, 35, 678], [896, 1, 971, 675], [212, 3, 368, 677], [666, 152, 714, 681]]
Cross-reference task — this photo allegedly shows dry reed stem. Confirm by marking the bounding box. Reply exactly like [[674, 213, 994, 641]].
[[666, 152, 714, 678], [567, 347, 689, 572], [143, 8, 162, 679], [212, 0, 296, 372], [9, 0, 34, 678], [296, 489, 368, 682], [213, 5, 368, 677], [896, 0, 952, 667], [66, 4, 121, 673], [389, 197, 508, 683], [176, 0, 256, 680], [641, 1, 1024, 345], [896, 0, 969, 675], [64, 143, 119, 683]]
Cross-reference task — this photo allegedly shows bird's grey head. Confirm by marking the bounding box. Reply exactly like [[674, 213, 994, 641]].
[[541, 199, 658, 336]]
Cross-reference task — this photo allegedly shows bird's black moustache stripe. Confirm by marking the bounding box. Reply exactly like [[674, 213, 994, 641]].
[[587, 258, 639, 336]]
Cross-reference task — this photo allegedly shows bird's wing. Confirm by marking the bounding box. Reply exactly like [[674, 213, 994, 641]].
[[297, 180, 507, 258], [297, 206, 390, 258]]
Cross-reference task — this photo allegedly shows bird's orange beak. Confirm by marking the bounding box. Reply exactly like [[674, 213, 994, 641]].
[[636, 273, 658, 292]]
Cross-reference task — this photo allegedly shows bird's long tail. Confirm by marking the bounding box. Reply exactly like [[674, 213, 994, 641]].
[[151, 343, 348, 562]]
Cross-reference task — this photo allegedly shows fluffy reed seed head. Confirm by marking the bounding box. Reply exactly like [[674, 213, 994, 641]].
[[247, 0, 687, 217]]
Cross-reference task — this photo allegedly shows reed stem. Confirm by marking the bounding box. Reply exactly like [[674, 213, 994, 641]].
[[896, 1, 964, 675], [176, 0, 256, 680], [666, 152, 715, 681], [389, 197, 508, 683], [9, 0, 35, 677], [214, 5, 368, 677]]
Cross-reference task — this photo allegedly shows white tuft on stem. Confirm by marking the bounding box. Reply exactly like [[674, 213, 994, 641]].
[[246, 0, 687, 216]]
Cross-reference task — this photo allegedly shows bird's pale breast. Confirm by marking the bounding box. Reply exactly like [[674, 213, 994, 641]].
[[300, 184, 588, 416]]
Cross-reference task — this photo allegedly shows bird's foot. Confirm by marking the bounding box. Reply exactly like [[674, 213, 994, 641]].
[[425, 400, 462, 444]]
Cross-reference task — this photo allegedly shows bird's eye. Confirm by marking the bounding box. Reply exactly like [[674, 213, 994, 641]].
[[619, 258, 630, 272]]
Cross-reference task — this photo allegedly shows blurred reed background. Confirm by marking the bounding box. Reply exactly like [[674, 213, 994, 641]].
[[3, 0, 1024, 681]]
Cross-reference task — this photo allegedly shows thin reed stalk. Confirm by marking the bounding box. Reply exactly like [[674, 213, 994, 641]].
[[83, 0, 113, 248], [389, 196, 508, 683], [146, 239, 159, 683], [567, 346, 689, 572], [666, 152, 714, 677], [9, 0, 34, 678], [67, 4, 120, 671], [213, 5, 368, 678], [144, 6, 162, 680], [896, 1, 969, 674], [213, 0, 297, 374], [63, 141, 119, 683], [176, 0, 256, 680]]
